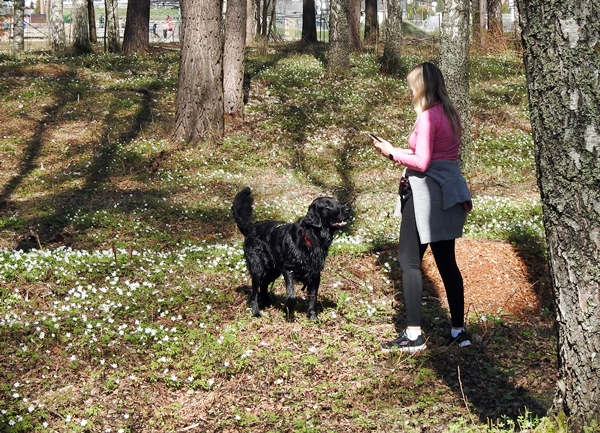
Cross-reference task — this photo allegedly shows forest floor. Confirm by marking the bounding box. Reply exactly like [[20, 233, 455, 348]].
[[0, 40, 559, 433]]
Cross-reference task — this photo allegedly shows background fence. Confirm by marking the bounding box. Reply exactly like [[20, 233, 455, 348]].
[[0, 6, 180, 53], [0, 5, 516, 53]]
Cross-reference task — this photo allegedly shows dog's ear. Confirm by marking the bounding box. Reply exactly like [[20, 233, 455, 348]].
[[304, 202, 322, 227]]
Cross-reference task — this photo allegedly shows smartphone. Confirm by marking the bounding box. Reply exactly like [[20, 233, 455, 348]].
[[368, 133, 382, 142]]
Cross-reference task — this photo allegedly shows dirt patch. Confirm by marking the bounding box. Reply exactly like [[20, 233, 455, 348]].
[[423, 237, 551, 319]]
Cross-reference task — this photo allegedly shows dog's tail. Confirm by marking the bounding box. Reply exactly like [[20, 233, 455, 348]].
[[232, 187, 254, 237]]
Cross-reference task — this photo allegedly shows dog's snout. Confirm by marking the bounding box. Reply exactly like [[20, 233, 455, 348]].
[[341, 205, 351, 217]]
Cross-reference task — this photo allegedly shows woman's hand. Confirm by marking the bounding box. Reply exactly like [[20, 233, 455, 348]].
[[371, 137, 394, 159]]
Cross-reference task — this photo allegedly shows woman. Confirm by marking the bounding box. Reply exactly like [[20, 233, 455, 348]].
[[371, 62, 473, 353]]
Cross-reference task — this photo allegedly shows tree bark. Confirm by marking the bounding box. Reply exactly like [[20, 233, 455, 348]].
[[122, 0, 150, 55], [245, 0, 255, 45], [174, 0, 224, 143], [328, 0, 350, 72], [50, 0, 66, 53], [511, 0, 521, 42], [347, 0, 361, 51], [72, 0, 92, 53], [88, 0, 97, 43], [105, 0, 121, 53], [471, 0, 482, 47], [224, 0, 247, 118], [268, 1, 276, 40], [260, 0, 268, 36], [518, 0, 600, 430], [479, 0, 487, 31], [12, 0, 24, 54], [440, 0, 471, 171], [487, 0, 502, 36], [364, 0, 378, 45], [301, 0, 317, 42], [381, 0, 402, 74]]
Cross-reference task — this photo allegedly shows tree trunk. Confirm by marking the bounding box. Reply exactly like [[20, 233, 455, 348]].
[[105, 0, 120, 52], [245, 0, 255, 45], [12, 0, 24, 54], [253, 0, 267, 50], [364, 0, 378, 45], [88, 0, 97, 43], [174, 0, 224, 143], [487, 0, 502, 36], [518, 0, 600, 430], [471, 0, 482, 47], [328, 0, 350, 72], [122, 0, 150, 55], [347, 0, 361, 51], [72, 0, 92, 52], [50, 0, 66, 52], [511, 0, 521, 42], [224, 0, 247, 119], [301, 0, 317, 42], [381, 0, 402, 74], [260, 0, 268, 36], [267, 1, 276, 40], [440, 0, 471, 171], [479, 0, 487, 30]]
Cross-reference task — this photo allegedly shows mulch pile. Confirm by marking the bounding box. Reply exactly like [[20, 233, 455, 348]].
[[422, 238, 551, 318]]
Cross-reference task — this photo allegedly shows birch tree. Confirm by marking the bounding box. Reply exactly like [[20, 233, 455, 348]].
[[440, 0, 471, 170], [487, 0, 502, 36], [71, 0, 92, 52], [471, 0, 485, 47], [12, 0, 24, 54], [518, 0, 600, 429], [50, 0, 66, 52], [104, 0, 120, 53]]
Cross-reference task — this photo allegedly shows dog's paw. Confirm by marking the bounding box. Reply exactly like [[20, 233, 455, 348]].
[[307, 310, 319, 321], [251, 301, 261, 317], [285, 311, 295, 323]]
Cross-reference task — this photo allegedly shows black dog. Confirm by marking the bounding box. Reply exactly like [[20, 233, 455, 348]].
[[232, 187, 351, 320]]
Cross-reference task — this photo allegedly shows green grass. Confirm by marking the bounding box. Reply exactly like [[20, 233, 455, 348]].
[[0, 40, 565, 432]]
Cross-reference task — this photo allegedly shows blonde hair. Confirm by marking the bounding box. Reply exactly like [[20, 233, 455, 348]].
[[407, 62, 462, 141]]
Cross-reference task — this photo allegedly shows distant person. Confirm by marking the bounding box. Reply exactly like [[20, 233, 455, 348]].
[[370, 62, 473, 353], [166, 15, 173, 32], [162, 21, 168, 38], [152, 22, 158, 36]]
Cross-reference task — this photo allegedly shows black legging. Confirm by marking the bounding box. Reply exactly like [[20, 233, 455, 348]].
[[398, 194, 465, 328]]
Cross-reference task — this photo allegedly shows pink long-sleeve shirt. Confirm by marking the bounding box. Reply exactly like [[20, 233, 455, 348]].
[[390, 102, 460, 172]]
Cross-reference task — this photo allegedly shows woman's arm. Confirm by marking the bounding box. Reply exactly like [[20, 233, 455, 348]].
[[371, 110, 435, 172]]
